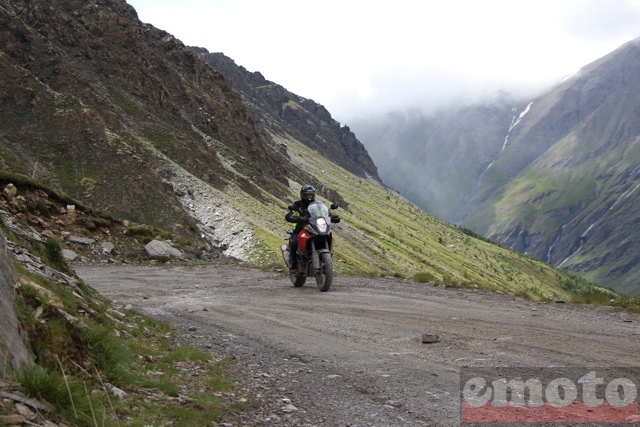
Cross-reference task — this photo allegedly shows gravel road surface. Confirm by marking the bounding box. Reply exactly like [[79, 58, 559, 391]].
[[76, 263, 640, 426]]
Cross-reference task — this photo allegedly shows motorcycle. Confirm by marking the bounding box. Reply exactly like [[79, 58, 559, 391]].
[[281, 201, 340, 292]]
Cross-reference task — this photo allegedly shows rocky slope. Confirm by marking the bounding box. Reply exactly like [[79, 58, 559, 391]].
[[0, 0, 380, 263], [197, 50, 381, 182], [0, 0, 292, 251]]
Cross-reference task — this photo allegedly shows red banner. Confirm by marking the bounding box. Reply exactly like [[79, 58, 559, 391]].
[[462, 401, 638, 423]]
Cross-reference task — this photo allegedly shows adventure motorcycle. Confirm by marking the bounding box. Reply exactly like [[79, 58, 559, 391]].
[[281, 201, 340, 292]]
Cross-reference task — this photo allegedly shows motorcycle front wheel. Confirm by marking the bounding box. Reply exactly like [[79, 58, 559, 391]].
[[315, 252, 333, 292], [290, 269, 306, 287]]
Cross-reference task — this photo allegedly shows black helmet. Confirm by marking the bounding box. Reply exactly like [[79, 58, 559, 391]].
[[300, 184, 316, 201]]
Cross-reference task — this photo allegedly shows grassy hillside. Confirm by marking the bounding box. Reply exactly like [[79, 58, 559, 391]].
[[227, 132, 615, 303]]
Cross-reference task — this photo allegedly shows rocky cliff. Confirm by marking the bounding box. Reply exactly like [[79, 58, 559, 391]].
[[0, 230, 31, 379]]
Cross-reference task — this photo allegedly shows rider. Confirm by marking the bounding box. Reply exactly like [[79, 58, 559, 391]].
[[285, 184, 316, 268]]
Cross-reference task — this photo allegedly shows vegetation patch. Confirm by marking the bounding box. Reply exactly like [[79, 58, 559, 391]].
[[142, 128, 179, 152], [247, 227, 283, 267], [413, 272, 436, 283], [106, 85, 144, 118], [125, 224, 172, 244], [11, 269, 252, 426]]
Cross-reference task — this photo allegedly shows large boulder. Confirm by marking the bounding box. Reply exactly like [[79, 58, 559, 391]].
[[0, 231, 32, 379], [144, 240, 183, 261]]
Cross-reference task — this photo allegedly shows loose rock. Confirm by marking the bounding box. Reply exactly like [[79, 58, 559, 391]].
[[421, 333, 440, 344]]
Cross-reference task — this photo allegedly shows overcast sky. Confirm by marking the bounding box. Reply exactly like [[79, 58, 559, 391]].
[[127, 0, 640, 121]]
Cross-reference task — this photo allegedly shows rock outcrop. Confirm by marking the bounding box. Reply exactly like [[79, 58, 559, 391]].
[[0, 230, 32, 379]]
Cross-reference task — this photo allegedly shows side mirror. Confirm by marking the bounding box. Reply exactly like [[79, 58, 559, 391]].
[[330, 203, 339, 210]]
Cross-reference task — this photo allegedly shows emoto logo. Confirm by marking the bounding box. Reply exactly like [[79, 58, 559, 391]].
[[460, 368, 639, 424]]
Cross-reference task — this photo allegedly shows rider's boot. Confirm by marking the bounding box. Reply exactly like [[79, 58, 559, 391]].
[[289, 252, 297, 270]]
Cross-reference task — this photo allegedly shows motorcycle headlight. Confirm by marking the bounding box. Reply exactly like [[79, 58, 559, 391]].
[[317, 217, 327, 232]]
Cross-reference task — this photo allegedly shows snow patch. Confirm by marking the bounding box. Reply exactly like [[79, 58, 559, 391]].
[[502, 135, 509, 151], [478, 161, 494, 185], [560, 69, 581, 83], [508, 102, 533, 133], [558, 245, 582, 268], [546, 226, 564, 264]]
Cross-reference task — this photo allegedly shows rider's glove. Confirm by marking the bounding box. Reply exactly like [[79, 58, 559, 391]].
[[330, 215, 341, 223]]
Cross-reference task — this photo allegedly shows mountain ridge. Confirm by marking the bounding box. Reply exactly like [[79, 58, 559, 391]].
[[195, 50, 381, 183], [471, 36, 640, 296]]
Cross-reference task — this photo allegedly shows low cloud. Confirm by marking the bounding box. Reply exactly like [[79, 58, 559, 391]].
[[130, 0, 640, 122]]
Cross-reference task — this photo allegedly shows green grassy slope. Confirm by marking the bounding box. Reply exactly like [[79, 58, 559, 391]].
[[235, 133, 613, 302]]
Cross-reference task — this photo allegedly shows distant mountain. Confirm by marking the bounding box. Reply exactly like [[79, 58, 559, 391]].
[[351, 37, 640, 296], [349, 96, 518, 220]]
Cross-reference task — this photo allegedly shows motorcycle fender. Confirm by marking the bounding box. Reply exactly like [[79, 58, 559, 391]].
[[312, 248, 331, 271], [280, 244, 291, 269]]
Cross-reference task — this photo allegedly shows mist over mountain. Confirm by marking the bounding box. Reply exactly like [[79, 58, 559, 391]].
[[351, 37, 640, 296], [349, 93, 524, 221]]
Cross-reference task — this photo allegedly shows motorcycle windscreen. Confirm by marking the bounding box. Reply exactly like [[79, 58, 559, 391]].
[[308, 202, 329, 218]]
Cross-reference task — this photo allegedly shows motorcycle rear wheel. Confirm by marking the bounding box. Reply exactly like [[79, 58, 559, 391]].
[[290, 269, 306, 287], [315, 252, 333, 292]]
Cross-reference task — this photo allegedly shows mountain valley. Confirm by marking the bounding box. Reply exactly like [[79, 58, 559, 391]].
[[351, 38, 640, 296]]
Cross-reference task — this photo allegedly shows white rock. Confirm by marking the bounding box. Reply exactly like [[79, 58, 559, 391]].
[[106, 383, 127, 399], [101, 242, 115, 254], [67, 236, 95, 245], [62, 249, 78, 261], [281, 403, 299, 413], [144, 240, 183, 260]]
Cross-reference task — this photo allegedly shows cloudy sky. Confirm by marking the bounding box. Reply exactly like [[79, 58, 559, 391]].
[[127, 0, 640, 121]]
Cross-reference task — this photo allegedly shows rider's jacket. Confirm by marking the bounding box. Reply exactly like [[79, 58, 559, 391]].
[[285, 199, 312, 233]]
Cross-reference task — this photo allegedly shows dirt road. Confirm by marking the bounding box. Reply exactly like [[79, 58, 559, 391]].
[[76, 263, 640, 426]]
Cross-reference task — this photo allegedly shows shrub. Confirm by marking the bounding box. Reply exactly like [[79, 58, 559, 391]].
[[414, 272, 435, 283], [43, 237, 66, 272], [441, 273, 453, 284]]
